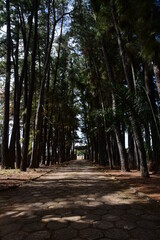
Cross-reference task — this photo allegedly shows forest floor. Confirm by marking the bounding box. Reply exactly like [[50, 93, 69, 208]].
[[0, 162, 160, 203], [0, 165, 60, 191], [103, 167, 160, 203], [0, 159, 160, 240], [110, 171, 160, 202]]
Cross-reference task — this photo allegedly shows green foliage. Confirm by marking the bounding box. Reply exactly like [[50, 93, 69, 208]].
[[0, 0, 160, 171]]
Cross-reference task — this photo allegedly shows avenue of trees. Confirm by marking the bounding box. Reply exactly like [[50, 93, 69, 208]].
[[0, 0, 160, 178]]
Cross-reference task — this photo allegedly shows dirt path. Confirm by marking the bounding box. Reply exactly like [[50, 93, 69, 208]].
[[0, 159, 160, 240]]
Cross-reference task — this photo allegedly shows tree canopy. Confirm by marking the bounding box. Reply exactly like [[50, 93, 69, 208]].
[[0, 0, 160, 177]]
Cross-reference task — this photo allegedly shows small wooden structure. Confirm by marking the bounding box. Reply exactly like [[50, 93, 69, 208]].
[[74, 145, 88, 160]]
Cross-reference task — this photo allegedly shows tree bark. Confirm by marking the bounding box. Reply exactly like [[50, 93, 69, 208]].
[[21, 0, 39, 171], [8, 8, 34, 170], [30, 19, 57, 168], [106, 133, 113, 169], [115, 124, 129, 171], [1, 0, 11, 169], [153, 52, 160, 100], [8, 21, 19, 169], [42, 0, 51, 165], [144, 63, 160, 170], [128, 129, 135, 169], [101, 36, 129, 171], [111, 5, 149, 177]]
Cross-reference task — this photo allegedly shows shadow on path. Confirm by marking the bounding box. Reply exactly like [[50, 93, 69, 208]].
[[0, 160, 160, 240]]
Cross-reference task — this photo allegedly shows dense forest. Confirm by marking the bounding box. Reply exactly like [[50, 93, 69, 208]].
[[0, 0, 160, 178]]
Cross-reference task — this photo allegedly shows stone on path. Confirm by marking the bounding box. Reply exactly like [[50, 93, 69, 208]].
[[0, 159, 160, 240]]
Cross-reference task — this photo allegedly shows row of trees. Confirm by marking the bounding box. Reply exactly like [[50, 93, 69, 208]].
[[68, 0, 160, 177], [0, 0, 79, 171], [0, 0, 160, 177]]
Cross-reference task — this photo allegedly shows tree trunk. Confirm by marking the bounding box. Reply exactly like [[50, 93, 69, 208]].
[[130, 115, 148, 177], [21, 0, 38, 171], [128, 129, 135, 169], [145, 123, 152, 162], [130, 62, 137, 93], [8, 22, 19, 169], [1, 0, 11, 169], [106, 133, 113, 169], [30, 18, 57, 167], [8, 8, 33, 171], [144, 63, 160, 169], [134, 139, 140, 170], [115, 124, 129, 171], [112, 93, 129, 172], [111, 133, 120, 166], [98, 126, 106, 166], [16, 124, 21, 169], [111, 6, 149, 177], [153, 52, 160, 100], [42, 1, 51, 165], [101, 36, 129, 171]]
